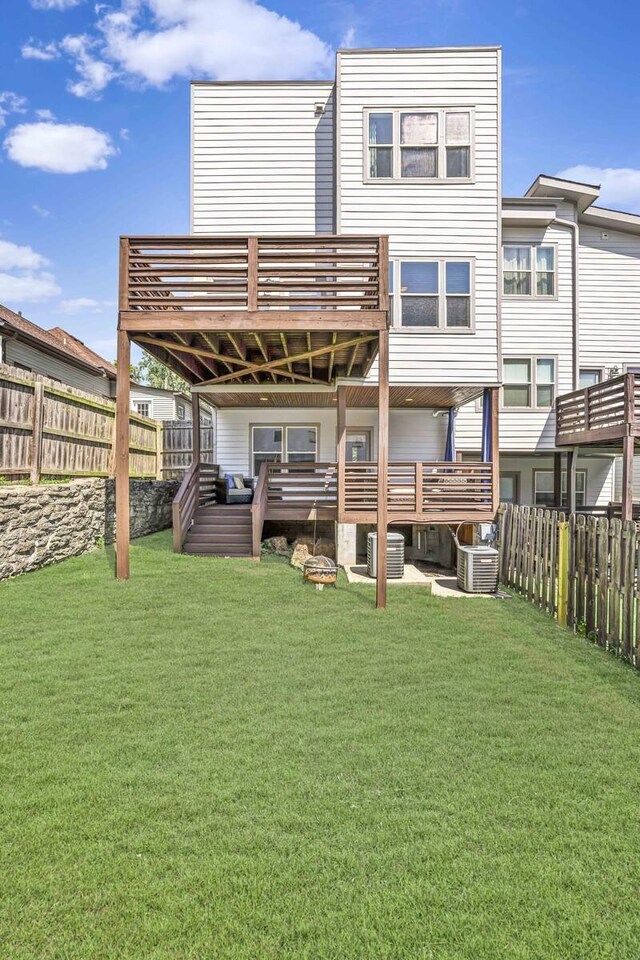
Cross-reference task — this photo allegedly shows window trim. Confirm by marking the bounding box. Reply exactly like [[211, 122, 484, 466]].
[[363, 106, 476, 184], [502, 356, 557, 411], [133, 400, 151, 418], [390, 257, 476, 334], [502, 242, 558, 301], [533, 469, 587, 509], [176, 402, 186, 420], [249, 423, 320, 477]]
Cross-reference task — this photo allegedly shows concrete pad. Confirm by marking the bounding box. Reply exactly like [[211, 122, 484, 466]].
[[344, 563, 432, 587]]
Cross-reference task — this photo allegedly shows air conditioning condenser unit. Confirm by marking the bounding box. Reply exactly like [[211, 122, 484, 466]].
[[457, 545, 499, 594]]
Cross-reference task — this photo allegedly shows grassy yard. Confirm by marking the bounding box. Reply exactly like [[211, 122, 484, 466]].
[[2, 532, 640, 959]]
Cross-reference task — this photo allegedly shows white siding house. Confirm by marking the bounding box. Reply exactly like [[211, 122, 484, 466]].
[[189, 46, 640, 519]]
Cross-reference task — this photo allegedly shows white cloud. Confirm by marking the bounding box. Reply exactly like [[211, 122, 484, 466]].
[[119, 127, 130, 140], [4, 121, 116, 174], [0, 239, 60, 304], [557, 165, 640, 214], [22, 40, 60, 60], [30, 0, 332, 98], [32, 204, 51, 218], [0, 239, 48, 271], [0, 92, 28, 128], [0, 272, 61, 302], [60, 34, 114, 98], [59, 296, 114, 313], [35, 108, 56, 121], [30, 0, 84, 9]]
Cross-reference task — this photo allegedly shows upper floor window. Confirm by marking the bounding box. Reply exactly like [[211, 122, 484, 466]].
[[367, 109, 472, 181], [503, 245, 555, 297], [134, 401, 151, 418], [503, 357, 555, 409], [389, 259, 473, 330]]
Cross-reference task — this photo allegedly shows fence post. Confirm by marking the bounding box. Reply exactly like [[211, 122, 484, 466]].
[[156, 422, 163, 479], [557, 520, 569, 626], [30, 381, 45, 484]]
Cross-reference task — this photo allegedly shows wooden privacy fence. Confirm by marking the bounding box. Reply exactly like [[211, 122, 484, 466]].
[[0, 362, 160, 480], [498, 502, 640, 670], [161, 419, 215, 479]]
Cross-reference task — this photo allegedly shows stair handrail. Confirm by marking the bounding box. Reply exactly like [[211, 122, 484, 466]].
[[172, 460, 199, 551], [251, 461, 269, 560]]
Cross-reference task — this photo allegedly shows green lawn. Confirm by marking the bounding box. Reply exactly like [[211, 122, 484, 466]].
[[2, 532, 640, 959]]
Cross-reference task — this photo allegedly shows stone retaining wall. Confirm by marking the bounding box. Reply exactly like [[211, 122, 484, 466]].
[[0, 478, 178, 581]]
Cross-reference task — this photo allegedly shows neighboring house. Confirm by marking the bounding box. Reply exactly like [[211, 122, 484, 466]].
[[0, 303, 212, 424], [190, 48, 640, 511], [0, 304, 117, 398]]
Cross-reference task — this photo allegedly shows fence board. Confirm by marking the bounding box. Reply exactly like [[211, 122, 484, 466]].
[[499, 502, 640, 671]]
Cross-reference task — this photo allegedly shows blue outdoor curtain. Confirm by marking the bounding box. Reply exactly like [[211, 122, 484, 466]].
[[481, 387, 492, 461], [444, 407, 457, 461]]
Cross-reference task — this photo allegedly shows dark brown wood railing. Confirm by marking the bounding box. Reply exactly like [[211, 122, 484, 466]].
[[341, 461, 495, 522], [172, 461, 219, 550], [556, 374, 640, 445], [123, 235, 386, 313]]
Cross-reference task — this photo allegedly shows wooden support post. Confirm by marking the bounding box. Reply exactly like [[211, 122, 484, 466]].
[[566, 448, 577, 515], [490, 386, 500, 513], [376, 329, 389, 610], [337, 385, 346, 521], [30, 380, 44, 484], [622, 433, 634, 523], [115, 327, 131, 580], [192, 392, 201, 464], [247, 237, 258, 312], [553, 451, 562, 509]]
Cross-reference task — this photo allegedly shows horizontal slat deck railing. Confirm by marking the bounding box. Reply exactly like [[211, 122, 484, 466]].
[[172, 461, 220, 551], [265, 462, 338, 516], [341, 461, 495, 522], [0, 362, 160, 480], [124, 235, 386, 313], [498, 503, 640, 671], [556, 374, 640, 445]]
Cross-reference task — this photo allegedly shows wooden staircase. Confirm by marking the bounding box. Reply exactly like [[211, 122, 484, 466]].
[[183, 503, 253, 557]]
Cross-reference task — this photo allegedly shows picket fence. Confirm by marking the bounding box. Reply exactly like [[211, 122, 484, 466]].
[[498, 503, 640, 670]]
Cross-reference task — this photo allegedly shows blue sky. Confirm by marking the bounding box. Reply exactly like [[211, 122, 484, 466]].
[[1, 0, 639, 361]]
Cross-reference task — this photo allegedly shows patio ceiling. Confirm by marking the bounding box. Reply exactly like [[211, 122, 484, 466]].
[[195, 383, 489, 408]]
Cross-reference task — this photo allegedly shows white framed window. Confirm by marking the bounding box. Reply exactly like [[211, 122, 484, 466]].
[[578, 368, 603, 389], [366, 108, 473, 181], [503, 244, 556, 297], [176, 402, 186, 420], [134, 401, 151, 418], [503, 357, 556, 409], [389, 259, 473, 331], [533, 470, 586, 508], [251, 425, 318, 476]]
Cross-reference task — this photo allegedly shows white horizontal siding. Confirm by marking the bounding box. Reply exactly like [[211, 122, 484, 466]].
[[4, 340, 112, 398], [500, 454, 614, 507], [191, 83, 334, 235], [215, 407, 447, 475], [337, 48, 500, 385], [578, 224, 640, 373]]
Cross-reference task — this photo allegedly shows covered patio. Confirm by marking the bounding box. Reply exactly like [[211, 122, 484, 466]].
[[116, 233, 499, 607]]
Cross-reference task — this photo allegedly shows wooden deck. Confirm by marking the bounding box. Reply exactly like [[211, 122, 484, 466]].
[[556, 373, 640, 447]]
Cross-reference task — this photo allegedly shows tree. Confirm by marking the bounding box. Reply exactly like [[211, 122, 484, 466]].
[[130, 352, 188, 392]]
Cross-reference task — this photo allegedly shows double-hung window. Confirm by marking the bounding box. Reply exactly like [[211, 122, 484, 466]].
[[391, 259, 473, 330], [503, 244, 556, 296], [134, 401, 151, 418], [251, 425, 317, 476], [503, 358, 555, 409], [367, 108, 473, 181]]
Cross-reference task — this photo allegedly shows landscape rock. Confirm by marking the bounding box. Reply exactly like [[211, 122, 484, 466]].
[[261, 535, 290, 556]]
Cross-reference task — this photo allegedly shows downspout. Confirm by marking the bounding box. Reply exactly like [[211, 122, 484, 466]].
[[551, 216, 580, 391]]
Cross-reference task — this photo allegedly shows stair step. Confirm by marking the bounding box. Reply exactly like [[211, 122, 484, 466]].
[[187, 534, 252, 546], [189, 523, 252, 534], [183, 544, 252, 556]]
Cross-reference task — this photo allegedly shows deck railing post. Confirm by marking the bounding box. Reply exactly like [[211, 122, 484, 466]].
[[247, 237, 258, 311], [337, 385, 347, 521], [415, 461, 423, 517]]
